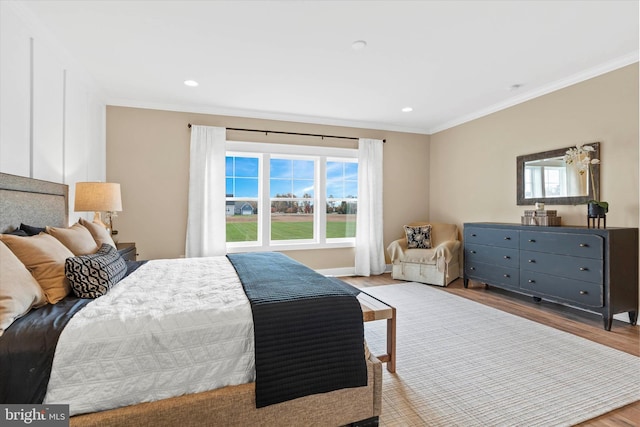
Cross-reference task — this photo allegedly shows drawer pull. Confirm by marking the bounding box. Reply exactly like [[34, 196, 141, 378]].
[[504, 255, 510, 259], [504, 237, 511, 240], [471, 233, 477, 237], [470, 250, 476, 254], [470, 267, 476, 271], [528, 279, 535, 283], [528, 239, 536, 243], [528, 259, 535, 263], [579, 243, 589, 247], [579, 290, 588, 295], [579, 267, 588, 271], [503, 274, 510, 278]]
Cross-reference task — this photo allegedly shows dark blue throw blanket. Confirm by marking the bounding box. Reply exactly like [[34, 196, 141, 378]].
[[226, 252, 367, 408], [0, 260, 146, 404]]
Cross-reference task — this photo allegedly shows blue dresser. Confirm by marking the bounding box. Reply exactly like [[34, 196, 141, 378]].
[[463, 223, 638, 330]]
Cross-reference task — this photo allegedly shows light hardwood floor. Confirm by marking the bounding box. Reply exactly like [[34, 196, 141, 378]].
[[340, 274, 640, 427]]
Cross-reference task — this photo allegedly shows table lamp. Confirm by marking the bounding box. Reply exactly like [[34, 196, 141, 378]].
[[74, 182, 122, 234]]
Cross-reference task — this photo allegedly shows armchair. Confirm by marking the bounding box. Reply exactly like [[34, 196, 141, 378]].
[[386, 222, 461, 286]]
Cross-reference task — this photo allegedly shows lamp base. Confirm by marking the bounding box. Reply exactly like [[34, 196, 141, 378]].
[[93, 211, 108, 228]]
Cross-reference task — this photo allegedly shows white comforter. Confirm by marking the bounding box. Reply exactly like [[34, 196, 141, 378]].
[[43, 257, 255, 416]]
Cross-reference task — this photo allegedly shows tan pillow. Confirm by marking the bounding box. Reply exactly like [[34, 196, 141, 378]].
[[78, 217, 116, 249], [0, 233, 74, 304], [0, 241, 47, 336], [46, 223, 99, 256]]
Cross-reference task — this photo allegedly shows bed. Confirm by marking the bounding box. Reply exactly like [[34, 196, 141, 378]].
[[0, 172, 382, 427]]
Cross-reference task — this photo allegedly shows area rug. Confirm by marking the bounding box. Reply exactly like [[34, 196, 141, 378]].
[[362, 283, 640, 427]]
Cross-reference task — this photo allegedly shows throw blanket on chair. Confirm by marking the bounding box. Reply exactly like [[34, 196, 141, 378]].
[[227, 252, 367, 408]]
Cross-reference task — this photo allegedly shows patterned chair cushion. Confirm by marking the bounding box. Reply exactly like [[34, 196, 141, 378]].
[[65, 244, 127, 298], [403, 224, 432, 249]]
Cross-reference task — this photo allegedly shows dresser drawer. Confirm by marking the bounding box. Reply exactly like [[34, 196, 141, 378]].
[[465, 227, 519, 249], [520, 271, 603, 308], [520, 231, 603, 259], [520, 251, 603, 284], [465, 261, 519, 289], [465, 243, 519, 269]]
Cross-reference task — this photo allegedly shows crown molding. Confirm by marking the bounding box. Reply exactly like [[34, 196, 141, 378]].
[[106, 98, 432, 136], [428, 52, 639, 134]]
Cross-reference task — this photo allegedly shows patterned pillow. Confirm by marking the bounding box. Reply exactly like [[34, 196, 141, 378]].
[[65, 244, 127, 298], [404, 224, 432, 249]]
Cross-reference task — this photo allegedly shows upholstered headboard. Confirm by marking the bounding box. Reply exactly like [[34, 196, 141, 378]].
[[0, 172, 69, 233]]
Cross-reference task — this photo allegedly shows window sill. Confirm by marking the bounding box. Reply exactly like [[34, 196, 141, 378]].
[[226, 241, 355, 253]]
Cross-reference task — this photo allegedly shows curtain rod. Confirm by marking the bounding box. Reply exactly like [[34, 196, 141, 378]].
[[187, 124, 385, 143]]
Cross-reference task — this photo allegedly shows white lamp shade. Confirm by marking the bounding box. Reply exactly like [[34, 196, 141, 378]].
[[74, 182, 122, 212]]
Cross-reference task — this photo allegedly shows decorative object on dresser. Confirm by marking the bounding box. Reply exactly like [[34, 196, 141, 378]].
[[387, 222, 461, 287], [74, 182, 122, 238], [587, 202, 607, 229], [116, 242, 137, 261], [563, 143, 608, 228], [521, 209, 561, 226], [463, 222, 638, 331]]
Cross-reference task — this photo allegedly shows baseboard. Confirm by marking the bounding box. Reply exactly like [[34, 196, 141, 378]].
[[317, 264, 393, 277], [317, 267, 356, 277]]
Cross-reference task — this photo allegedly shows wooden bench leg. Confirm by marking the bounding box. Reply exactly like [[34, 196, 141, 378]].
[[386, 307, 396, 373]]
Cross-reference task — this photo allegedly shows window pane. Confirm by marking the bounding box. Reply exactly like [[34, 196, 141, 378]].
[[234, 178, 258, 198], [327, 162, 343, 179], [270, 159, 292, 178], [226, 178, 233, 196], [344, 162, 358, 179], [271, 203, 314, 240], [326, 161, 357, 239], [270, 180, 291, 197], [225, 157, 233, 175], [344, 181, 358, 198], [326, 202, 357, 238], [293, 180, 314, 198], [227, 156, 259, 197], [234, 157, 259, 177], [293, 160, 314, 179], [226, 200, 258, 242]]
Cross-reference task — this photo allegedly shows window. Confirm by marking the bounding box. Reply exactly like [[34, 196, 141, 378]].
[[225, 142, 358, 251], [270, 158, 315, 241], [326, 160, 358, 239], [225, 155, 260, 242]]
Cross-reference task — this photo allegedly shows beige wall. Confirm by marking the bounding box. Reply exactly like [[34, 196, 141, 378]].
[[107, 63, 638, 272], [429, 63, 639, 231], [106, 107, 429, 267]]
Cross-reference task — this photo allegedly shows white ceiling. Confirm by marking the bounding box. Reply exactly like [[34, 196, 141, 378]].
[[18, 0, 639, 134]]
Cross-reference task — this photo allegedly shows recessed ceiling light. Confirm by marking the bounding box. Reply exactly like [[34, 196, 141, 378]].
[[401, 107, 413, 113], [351, 40, 367, 50], [184, 80, 199, 87]]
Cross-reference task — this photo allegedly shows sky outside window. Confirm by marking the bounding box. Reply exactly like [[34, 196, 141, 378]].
[[226, 156, 258, 197], [270, 158, 314, 197], [327, 161, 358, 198]]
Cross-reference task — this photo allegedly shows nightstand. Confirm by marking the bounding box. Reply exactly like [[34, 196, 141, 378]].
[[116, 242, 137, 261]]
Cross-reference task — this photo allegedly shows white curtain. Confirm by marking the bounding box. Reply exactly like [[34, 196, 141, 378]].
[[355, 138, 385, 276], [185, 125, 226, 257]]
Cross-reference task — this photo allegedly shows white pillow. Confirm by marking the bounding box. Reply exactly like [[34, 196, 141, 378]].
[[0, 241, 47, 336]]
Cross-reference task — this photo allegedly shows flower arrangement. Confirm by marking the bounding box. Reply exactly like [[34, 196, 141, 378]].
[[563, 143, 607, 212]]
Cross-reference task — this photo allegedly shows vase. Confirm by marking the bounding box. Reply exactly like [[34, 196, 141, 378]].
[[587, 202, 606, 229]]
